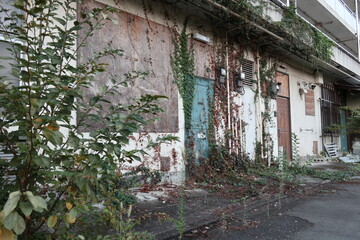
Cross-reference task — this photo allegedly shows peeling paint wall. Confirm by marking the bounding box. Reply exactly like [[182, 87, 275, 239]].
[[75, 0, 350, 181], [78, 0, 189, 183], [77, 0, 265, 176]]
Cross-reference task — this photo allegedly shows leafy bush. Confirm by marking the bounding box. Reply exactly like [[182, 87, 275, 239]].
[[0, 0, 166, 238]]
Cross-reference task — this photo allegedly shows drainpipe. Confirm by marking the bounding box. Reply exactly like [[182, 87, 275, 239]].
[[226, 32, 231, 150], [355, 0, 360, 61], [203, 0, 284, 154], [225, 27, 240, 150], [256, 48, 264, 161]]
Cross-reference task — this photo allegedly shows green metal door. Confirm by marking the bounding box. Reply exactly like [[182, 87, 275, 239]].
[[188, 78, 214, 165]]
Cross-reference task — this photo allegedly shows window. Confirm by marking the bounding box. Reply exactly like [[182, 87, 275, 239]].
[[320, 83, 340, 135]]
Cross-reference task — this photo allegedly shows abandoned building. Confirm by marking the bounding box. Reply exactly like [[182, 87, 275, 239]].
[[75, 0, 360, 182], [2, 0, 360, 183]]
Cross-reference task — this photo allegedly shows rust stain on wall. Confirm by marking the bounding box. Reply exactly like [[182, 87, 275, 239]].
[[78, 0, 178, 132]]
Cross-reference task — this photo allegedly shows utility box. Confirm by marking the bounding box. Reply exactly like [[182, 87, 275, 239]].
[[314, 70, 323, 84]]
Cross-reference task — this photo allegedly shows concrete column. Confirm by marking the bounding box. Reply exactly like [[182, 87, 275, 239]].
[[355, 0, 360, 60]]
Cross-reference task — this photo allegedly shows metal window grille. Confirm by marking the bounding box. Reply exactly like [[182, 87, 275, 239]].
[[320, 83, 341, 135]]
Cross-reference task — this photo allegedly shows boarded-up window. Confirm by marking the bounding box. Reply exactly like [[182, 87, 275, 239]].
[[78, 1, 179, 133], [305, 90, 315, 116]]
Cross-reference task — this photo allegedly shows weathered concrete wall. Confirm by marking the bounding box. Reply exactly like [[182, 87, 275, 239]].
[[78, 0, 189, 183], [278, 62, 323, 157], [76, 0, 346, 181]]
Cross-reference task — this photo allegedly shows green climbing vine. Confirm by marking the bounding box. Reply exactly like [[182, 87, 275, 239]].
[[254, 57, 278, 164], [212, 1, 334, 62], [277, 5, 334, 62], [171, 22, 196, 130], [312, 28, 335, 61]]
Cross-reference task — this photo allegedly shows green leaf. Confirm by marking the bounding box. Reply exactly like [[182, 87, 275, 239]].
[[69, 208, 77, 220], [87, 154, 100, 163], [89, 96, 100, 106], [90, 143, 103, 151], [33, 156, 50, 168], [19, 201, 33, 217], [13, 214, 25, 235], [47, 215, 57, 228], [54, 17, 66, 26], [42, 128, 63, 146], [26, 192, 47, 213], [63, 215, 70, 229], [3, 191, 20, 217], [89, 130, 98, 138], [4, 211, 25, 234], [110, 18, 119, 25], [68, 135, 80, 148]]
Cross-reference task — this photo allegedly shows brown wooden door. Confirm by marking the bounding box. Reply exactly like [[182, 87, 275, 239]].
[[276, 72, 292, 160]]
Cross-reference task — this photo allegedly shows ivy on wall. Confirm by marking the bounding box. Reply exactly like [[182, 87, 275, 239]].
[[211, 1, 334, 62], [171, 22, 195, 131], [255, 57, 278, 163], [277, 5, 334, 62]]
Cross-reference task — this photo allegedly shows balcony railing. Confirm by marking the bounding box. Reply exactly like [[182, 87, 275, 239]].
[[272, 0, 357, 31], [326, 0, 357, 31], [271, 0, 359, 61]]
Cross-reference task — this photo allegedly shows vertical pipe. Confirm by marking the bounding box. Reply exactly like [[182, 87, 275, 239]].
[[226, 32, 232, 150], [256, 49, 263, 160], [355, 0, 360, 60], [225, 27, 241, 151]]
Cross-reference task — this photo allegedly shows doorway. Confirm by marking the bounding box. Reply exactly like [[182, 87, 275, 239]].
[[188, 77, 214, 165], [276, 72, 292, 160]]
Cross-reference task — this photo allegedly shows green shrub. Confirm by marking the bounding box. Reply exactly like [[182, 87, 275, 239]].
[[0, 1, 167, 238]]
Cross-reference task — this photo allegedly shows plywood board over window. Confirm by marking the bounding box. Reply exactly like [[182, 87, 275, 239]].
[[78, 0, 179, 133], [305, 90, 315, 116]]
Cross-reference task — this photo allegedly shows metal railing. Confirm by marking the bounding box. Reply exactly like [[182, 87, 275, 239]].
[[271, 0, 359, 61], [327, 0, 357, 30], [339, 0, 356, 18]]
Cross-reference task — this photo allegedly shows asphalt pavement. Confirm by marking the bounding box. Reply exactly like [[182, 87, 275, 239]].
[[194, 183, 360, 240]]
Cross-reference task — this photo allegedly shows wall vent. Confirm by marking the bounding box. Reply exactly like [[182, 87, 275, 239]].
[[242, 59, 254, 87]]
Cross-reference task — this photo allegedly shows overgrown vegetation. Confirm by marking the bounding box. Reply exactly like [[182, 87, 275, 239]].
[[170, 21, 195, 131], [0, 1, 168, 239], [277, 5, 334, 62], [173, 188, 186, 239], [339, 108, 360, 134], [213, 1, 334, 62], [191, 127, 360, 203], [170, 21, 198, 177]]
